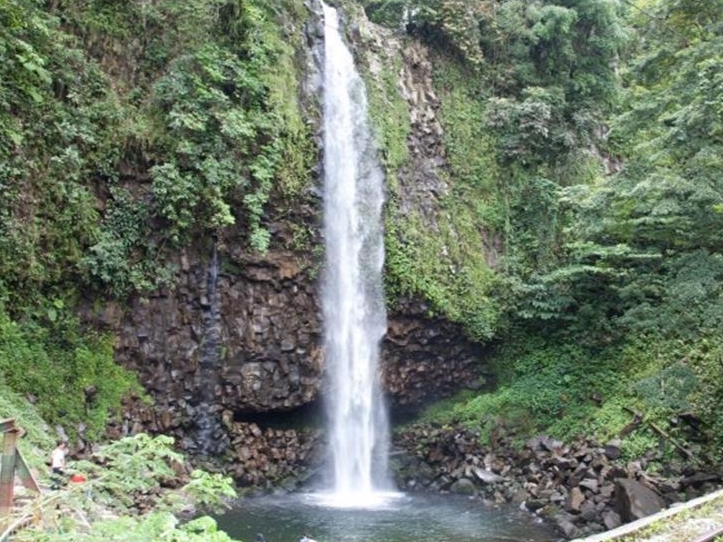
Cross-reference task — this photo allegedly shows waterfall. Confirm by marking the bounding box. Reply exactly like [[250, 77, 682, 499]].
[[321, 2, 392, 505], [196, 242, 222, 455]]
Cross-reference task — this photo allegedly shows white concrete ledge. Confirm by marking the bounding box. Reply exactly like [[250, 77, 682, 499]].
[[572, 488, 723, 542]]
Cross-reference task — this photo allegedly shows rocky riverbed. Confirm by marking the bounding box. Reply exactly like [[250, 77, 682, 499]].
[[391, 424, 722, 540], [102, 412, 722, 540]]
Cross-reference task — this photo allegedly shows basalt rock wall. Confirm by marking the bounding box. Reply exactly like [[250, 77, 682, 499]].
[[96, 1, 489, 482], [103, 245, 485, 437]]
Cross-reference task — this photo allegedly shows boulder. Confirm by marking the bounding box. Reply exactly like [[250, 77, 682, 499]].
[[450, 478, 476, 495], [604, 439, 622, 460], [615, 478, 666, 523], [470, 466, 505, 485], [556, 516, 581, 539], [603, 509, 622, 530]]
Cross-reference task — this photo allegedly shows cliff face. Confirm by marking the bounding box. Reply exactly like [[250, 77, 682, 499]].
[[93, 1, 488, 482], [102, 244, 485, 448]]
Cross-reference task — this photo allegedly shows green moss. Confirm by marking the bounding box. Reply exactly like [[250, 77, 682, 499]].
[[361, 37, 412, 187], [259, 1, 315, 203], [0, 303, 140, 442], [380, 53, 501, 340], [435, 57, 501, 210]]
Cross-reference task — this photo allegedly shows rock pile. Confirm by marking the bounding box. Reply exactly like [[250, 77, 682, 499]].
[[108, 396, 323, 490], [222, 422, 321, 489], [392, 424, 722, 539]]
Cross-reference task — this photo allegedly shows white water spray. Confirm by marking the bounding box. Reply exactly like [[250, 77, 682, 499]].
[[321, 2, 393, 506]]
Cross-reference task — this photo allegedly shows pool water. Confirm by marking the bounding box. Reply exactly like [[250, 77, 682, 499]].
[[216, 492, 558, 542]]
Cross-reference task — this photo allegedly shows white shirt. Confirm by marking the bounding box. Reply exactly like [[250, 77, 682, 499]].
[[50, 447, 66, 469]]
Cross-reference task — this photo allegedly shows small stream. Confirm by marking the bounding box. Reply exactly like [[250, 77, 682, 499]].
[[216, 493, 557, 542]]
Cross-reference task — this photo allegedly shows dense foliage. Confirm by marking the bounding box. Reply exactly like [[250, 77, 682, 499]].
[[363, 0, 626, 341], [0, 0, 311, 438], [16, 434, 240, 541], [1, 0, 311, 304], [2, 0, 723, 513], [0, 301, 137, 441], [390, 0, 723, 459]]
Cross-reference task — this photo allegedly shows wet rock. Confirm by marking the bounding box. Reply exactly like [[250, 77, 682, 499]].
[[471, 466, 505, 485], [450, 478, 476, 495]]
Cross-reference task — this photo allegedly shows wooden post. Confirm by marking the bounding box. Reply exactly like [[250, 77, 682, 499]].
[[0, 418, 39, 535], [0, 420, 18, 528]]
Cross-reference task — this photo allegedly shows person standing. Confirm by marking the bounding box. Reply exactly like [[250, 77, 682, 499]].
[[50, 441, 68, 490]]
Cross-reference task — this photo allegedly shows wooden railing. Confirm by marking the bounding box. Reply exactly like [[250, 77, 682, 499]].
[[0, 418, 41, 538], [0, 492, 62, 541]]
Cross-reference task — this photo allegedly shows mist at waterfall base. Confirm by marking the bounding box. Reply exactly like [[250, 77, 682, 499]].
[[216, 493, 556, 542]]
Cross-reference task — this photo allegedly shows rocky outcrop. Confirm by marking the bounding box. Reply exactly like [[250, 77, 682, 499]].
[[110, 250, 323, 415], [89, 0, 490, 469], [384, 298, 489, 407], [392, 424, 722, 539], [396, 40, 449, 222], [100, 245, 486, 452], [218, 421, 321, 489]]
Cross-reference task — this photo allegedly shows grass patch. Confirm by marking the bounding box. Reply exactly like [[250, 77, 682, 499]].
[[419, 331, 723, 460], [0, 304, 139, 442]]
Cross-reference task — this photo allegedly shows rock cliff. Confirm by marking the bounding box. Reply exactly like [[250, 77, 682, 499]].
[[94, 1, 489, 485]]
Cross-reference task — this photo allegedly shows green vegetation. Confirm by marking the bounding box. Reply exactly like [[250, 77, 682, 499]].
[[423, 334, 712, 460], [0, 381, 55, 458], [360, 0, 625, 343], [1, 0, 313, 304], [0, 301, 137, 441], [361, 0, 723, 462], [25, 514, 239, 542], [0, 0, 314, 452], [3, 0, 723, 526], [15, 434, 240, 542]]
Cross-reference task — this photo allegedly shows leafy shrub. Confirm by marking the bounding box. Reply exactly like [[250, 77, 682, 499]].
[[18, 434, 240, 542], [423, 338, 623, 442], [22, 513, 240, 542], [72, 434, 235, 513], [631, 362, 698, 414]]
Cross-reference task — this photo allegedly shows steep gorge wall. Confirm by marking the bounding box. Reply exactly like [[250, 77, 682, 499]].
[[102, 241, 486, 452], [96, 1, 489, 482]]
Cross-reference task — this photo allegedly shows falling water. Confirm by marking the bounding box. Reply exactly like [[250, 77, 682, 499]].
[[321, 2, 393, 506], [196, 242, 222, 455]]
